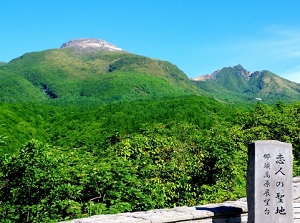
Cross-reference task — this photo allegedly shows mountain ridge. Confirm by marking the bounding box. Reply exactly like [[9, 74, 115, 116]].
[[192, 65, 261, 81], [192, 64, 300, 103], [0, 38, 300, 104]]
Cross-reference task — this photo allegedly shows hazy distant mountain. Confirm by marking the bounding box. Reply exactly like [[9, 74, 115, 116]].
[[192, 65, 300, 103], [0, 38, 201, 103]]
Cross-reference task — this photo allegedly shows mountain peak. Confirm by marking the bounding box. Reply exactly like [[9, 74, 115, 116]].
[[233, 64, 244, 69], [192, 65, 252, 81], [60, 38, 124, 52], [231, 64, 252, 78]]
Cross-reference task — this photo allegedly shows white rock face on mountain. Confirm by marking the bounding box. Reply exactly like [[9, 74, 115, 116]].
[[60, 38, 124, 52]]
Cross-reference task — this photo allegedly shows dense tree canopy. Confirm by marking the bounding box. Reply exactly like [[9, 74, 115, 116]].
[[1, 97, 300, 222]]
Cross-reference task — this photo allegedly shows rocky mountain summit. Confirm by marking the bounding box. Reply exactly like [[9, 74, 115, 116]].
[[192, 65, 256, 81], [60, 38, 125, 52]]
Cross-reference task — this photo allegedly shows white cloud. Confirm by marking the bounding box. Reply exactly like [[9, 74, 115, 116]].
[[281, 66, 300, 83], [229, 27, 300, 60], [213, 27, 300, 82], [189, 26, 300, 81], [266, 34, 300, 59]]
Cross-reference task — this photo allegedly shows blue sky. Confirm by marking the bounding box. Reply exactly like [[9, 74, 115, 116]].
[[1, 0, 300, 82]]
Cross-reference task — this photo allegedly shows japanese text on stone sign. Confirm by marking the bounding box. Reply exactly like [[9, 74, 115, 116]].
[[263, 153, 287, 216]]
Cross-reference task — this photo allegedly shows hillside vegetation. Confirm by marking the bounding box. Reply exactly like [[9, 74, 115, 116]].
[[1, 97, 300, 222], [1, 41, 300, 222], [0, 49, 201, 103], [192, 65, 300, 103]]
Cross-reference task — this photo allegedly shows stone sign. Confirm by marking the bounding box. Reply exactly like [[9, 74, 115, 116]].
[[247, 140, 294, 223]]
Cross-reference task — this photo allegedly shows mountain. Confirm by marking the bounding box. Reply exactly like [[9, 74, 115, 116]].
[[0, 38, 201, 103], [1, 39, 300, 104], [60, 38, 125, 53], [192, 65, 300, 103]]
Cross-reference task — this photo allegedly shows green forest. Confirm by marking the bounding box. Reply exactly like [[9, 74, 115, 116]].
[[1, 42, 300, 222], [1, 96, 300, 222]]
